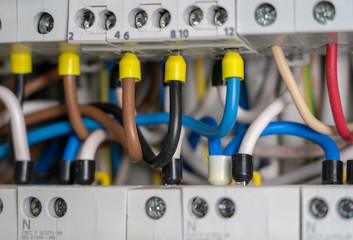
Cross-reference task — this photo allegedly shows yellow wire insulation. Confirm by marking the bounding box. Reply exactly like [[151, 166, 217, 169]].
[[195, 57, 207, 101], [153, 170, 162, 185]]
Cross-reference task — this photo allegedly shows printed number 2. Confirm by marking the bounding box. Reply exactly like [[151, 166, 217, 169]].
[[68, 32, 74, 40]]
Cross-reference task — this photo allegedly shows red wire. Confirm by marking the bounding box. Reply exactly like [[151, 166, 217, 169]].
[[326, 43, 353, 142]]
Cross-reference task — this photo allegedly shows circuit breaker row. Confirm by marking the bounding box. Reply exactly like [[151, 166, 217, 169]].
[[0, 185, 352, 240], [1, 0, 353, 58]]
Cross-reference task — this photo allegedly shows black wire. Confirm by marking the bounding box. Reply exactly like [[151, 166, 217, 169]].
[[13, 74, 25, 106], [91, 80, 183, 168], [109, 64, 121, 89]]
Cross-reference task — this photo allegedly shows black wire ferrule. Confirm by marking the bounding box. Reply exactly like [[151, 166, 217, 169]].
[[58, 160, 75, 185], [14, 160, 34, 184], [322, 160, 343, 185], [162, 158, 183, 185], [232, 153, 253, 185], [346, 160, 353, 184], [212, 59, 226, 86], [75, 160, 96, 185]]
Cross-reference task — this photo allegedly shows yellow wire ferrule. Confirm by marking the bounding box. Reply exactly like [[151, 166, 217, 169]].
[[119, 53, 141, 82], [222, 52, 244, 81], [58, 52, 80, 76], [10, 53, 32, 74], [165, 55, 186, 83]]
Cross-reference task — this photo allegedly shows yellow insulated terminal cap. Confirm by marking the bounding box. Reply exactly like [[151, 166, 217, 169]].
[[222, 52, 244, 81], [58, 52, 80, 76], [119, 53, 141, 82], [10, 53, 32, 74], [165, 55, 186, 83]]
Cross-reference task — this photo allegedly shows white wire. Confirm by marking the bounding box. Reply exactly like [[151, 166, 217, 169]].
[[239, 91, 292, 155], [181, 137, 208, 179], [79, 129, 112, 160], [114, 152, 131, 185], [0, 100, 59, 128], [0, 86, 30, 161], [183, 170, 208, 184], [192, 84, 218, 119]]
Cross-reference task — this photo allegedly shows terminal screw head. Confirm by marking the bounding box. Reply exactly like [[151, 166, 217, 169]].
[[214, 8, 227, 26], [30, 198, 42, 217], [309, 198, 328, 219], [105, 12, 116, 30], [191, 197, 208, 218], [217, 198, 235, 218], [0, 198, 3, 214], [38, 13, 54, 34], [189, 8, 203, 27], [82, 10, 95, 29], [313, 1, 335, 24], [338, 199, 353, 219], [145, 197, 166, 219], [255, 3, 277, 26], [55, 198, 67, 218], [159, 11, 171, 28], [135, 10, 148, 29]]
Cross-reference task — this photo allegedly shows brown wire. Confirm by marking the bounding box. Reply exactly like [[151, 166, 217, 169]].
[[63, 75, 90, 140], [0, 105, 127, 149], [137, 62, 161, 113], [25, 68, 60, 96], [122, 78, 142, 162], [0, 167, 13, 184], [0, 68, 60, 111]]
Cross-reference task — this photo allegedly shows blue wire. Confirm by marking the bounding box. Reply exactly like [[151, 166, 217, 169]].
[[223, 121, 340, 160], [137, 77, 240, 139], [35, 138, 61, 173], [110, 144, 120, 177], [0, 119, 103, 160], [159, 60, 166, 111], [0, 78, 238, 160], [234, 80, 249, 135], [200, 117, 222, 155], [62, 134, 81, 161], [109, 89, 117, 105], [108, 83, 121, 178]]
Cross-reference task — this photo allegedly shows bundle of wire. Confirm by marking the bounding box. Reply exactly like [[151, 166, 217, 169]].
[[0, 45, 351, 187]]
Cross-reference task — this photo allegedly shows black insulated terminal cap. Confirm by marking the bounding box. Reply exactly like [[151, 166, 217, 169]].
[[58, 160, 75, 185], [322, 160, 343, 185], [75, 160, 96, 185], [14, 160, 34, 185], [162, 158, 183, 185], [212, 59, 226, 86], [347, 160, 353, 184], [232, 153, 253, 185]]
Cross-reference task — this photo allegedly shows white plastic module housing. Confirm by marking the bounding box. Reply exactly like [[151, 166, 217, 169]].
[[0, 186, 17, 240], [295, 0, 353, 52], [236, 0, 304, 52], [69, 0, 251, 56], [0, 0, 18, 59], [3, 185, 353, 240], [302, 186, 353, 240], [17, 0, 69, 56]]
